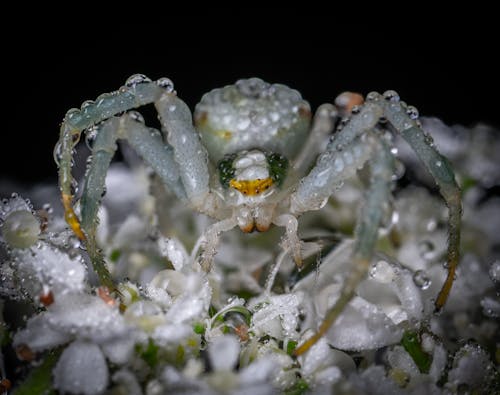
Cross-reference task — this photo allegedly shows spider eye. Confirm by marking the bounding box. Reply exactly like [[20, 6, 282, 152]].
[[266, 153, 288, 186], [217, 154, 237, 188]]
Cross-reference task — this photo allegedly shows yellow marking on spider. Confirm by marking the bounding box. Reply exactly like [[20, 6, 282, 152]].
[[230, 178, 273, 196], [62, 193, 86, 241], [215, 130, 233, 140]]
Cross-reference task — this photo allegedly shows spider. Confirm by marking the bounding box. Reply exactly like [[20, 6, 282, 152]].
[[55, 76, 461, 356]]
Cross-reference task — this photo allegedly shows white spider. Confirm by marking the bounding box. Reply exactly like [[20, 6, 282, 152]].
[[55, 76, 461, 355]]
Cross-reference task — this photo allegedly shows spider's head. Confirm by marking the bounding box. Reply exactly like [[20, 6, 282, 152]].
[[218, 149, 288, 232]]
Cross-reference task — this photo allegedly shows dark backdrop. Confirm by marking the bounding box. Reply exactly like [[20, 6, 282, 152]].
[[2, 33, 497, 187]]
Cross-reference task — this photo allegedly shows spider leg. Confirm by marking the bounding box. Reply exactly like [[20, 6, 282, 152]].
[[381, 95, 462, 311], [80, 114, 185, 288], [294, 136, 394, 356], [292, 104, 337, 174], [197, 217, 238, 271], [273, 214, 302, 266], [155, 94, 216, 215], [56, 79, 167, 240], [291, 135, 379, 215]]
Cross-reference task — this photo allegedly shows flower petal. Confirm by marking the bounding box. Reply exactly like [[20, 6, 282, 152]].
[[53, 340, 108, 395]]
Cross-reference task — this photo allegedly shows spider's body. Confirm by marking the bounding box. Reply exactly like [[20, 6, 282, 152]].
[[56, 76, 461, 356], [193, 80, 312, 233]]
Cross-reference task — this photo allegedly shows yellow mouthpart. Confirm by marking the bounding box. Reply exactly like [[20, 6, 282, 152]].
[[229, 178, 273, 196]]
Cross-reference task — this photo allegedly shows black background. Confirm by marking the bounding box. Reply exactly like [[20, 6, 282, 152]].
[[2, 32, 498, 188]]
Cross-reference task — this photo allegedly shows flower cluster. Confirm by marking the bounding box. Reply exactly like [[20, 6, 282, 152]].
[[1, 118, 499, 394]]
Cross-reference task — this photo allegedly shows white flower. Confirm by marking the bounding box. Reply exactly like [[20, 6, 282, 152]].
[[208, 335, 240, 371], [446, 344, 496, 393], [10, 245, 86, 300], [298, 335, 354, 389], [53, 340, 108, 395], [249, 293, 301, 340], [295, 240, 426, 350], [123, 267, 212, 349], [14, 292, 135, 394], [158, 334, 280, 395]]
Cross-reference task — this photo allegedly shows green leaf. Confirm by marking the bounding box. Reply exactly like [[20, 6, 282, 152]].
[[284, 378, 309, 395], [12, 351, 60, 395], [193, 322, 205, 335], [401, 331, 432, 374], [109, 249, 121, 262], [137, 339, 159, 369], [286, 340, 298, 356]]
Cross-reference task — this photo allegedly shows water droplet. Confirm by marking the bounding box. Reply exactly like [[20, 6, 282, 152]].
[[168, 105, 176, 112], [42, 203, 53, 214], [351, 105, 361, 114], [52, 142, 60, 165], [68, 235, 81, 249], [85, 126, 98, 150], [392, 159, 405, 180], [80, 100, 95, 111], [128, 110, 144, 123], [65, 108, 81, 121], [383, 90, 400, 102], [70, 179, 79, 196], [418, 240, 435, 261], [489, 260, 500, 283], [426, 219, 437, 232], [424, 133, 434, 146], [125, 74, 152, 88], [156, 77, 174, 92], [435, 160, 442, 168], [406, 105, 419, 119], [68, 248, 80, 259], [369, 260, 395, 283], [333, 157, 344, 172], [390, 147, 398, 155], [480, 296, 500, 318], [366, 92, 378, 101], [413, 270, 431, 289]]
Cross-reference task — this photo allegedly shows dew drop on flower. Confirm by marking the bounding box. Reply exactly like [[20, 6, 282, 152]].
[[418, 240, 435, 261], [489, 260, 500, 283], [480, 296, 500, 318], [369, 260, 395, 283], [412, 270, 431, 289]]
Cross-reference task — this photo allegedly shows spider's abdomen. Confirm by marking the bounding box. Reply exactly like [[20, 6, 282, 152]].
[[194, 78, 311, 163]]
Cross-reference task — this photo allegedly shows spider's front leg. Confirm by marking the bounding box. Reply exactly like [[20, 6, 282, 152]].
[[79, 114, 186, 289], [291, 131, 394, 355], [378, 92, 462, 311], [56, 76, 173, 241], [56, 76, 220, 288]]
